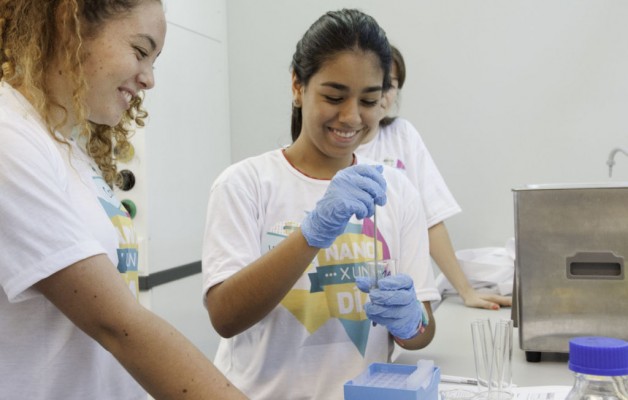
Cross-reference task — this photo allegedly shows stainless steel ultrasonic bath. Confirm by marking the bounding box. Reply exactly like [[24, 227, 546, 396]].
[[512, 183, 628, 362]]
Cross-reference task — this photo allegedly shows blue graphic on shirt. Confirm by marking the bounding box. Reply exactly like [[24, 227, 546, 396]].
[[92, 175, 139, 297]]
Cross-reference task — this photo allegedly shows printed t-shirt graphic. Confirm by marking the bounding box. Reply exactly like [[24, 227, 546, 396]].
[[91, 167, 139, 298], [383, 157, 406, 170], [264, 216, 389, 356]]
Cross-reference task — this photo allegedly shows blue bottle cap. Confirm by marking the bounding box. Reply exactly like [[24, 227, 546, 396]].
[[569, 336, 628, 376]]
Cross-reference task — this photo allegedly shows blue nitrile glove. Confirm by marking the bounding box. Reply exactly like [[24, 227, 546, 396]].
[[356, 274, 423, 340], [301, 164, 387, 248]]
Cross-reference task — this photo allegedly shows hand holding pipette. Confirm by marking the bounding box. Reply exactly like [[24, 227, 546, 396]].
[[356, 274, 428, 340], [301, 165, 387, 248]]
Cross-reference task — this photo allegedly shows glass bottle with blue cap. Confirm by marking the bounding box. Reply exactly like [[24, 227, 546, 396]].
[[565, 336, 628, 400]]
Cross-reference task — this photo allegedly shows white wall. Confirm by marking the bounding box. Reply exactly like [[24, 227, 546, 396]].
[[144, 0, 230, 275], [226, 0, 628, 251], [120, 0, 230, 359]]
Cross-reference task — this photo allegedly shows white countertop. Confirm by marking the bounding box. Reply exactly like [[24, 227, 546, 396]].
[[393, 296, 574, 387]]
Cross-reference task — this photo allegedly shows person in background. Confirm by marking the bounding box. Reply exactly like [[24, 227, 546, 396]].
[[0, 1, 246, 399], [356, 45, 512, 310], [202, 9, 440, 400]]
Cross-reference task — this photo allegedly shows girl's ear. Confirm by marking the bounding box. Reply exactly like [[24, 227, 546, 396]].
[[291, 71, 303, 108]]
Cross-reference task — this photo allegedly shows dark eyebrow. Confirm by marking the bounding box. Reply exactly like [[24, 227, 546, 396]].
[[321, 82, 383, 94]]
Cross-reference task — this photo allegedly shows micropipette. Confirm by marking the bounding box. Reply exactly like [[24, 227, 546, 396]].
[[372, 206, 378, 327], [373, 205, 378, 288]]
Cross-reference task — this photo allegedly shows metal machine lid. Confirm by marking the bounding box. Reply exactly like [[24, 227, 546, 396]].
[[513, 182, 628, 191]]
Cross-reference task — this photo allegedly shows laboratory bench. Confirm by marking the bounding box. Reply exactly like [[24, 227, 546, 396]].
[[393, 296, 574, 387]]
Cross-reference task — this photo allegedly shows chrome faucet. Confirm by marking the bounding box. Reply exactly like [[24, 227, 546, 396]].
[[607, 147, 628, 177]]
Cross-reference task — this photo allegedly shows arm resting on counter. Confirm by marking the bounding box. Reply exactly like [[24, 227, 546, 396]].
[[429, 222, 511, 310]]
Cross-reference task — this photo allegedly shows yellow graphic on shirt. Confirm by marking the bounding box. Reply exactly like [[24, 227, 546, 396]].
[[271, 218, 389, 355], [280, 290, 330, 333]]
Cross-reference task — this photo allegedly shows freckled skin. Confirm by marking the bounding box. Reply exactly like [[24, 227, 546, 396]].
[[76, 1, 166, 128]]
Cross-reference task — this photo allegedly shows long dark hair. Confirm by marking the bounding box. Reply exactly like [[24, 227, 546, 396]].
[[290, 9, 392, 141], [380, 45, 406, 127]]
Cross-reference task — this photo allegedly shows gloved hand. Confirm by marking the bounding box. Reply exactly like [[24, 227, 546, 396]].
[[356, 274, 425, 340], [301, 164, 387, 248]]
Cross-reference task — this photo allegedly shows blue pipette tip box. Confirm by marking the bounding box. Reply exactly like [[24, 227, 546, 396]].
[[344, 363, 441, 400]]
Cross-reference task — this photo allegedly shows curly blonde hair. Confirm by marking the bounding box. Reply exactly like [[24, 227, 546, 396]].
[[0, 0, 157, 187]]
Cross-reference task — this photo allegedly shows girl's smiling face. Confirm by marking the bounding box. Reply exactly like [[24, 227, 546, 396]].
[[44, 0, 166, 136], [81, 1, 166, 129], [292, 49, 385, 165]]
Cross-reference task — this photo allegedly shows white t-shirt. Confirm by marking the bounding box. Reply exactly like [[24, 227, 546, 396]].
[[0, 82, 144, 399], [356, 118, 461, 227], [202, 149, 440, 400]]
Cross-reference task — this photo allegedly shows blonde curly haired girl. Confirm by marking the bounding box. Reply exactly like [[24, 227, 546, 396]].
[[0, 1, 246, 398], [1, 0, 148, 187]]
